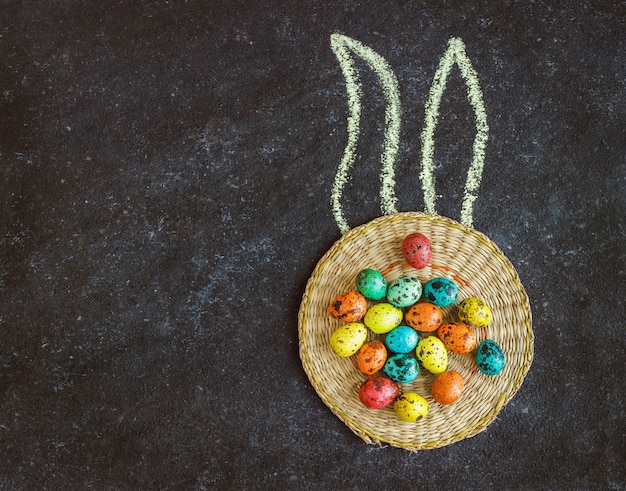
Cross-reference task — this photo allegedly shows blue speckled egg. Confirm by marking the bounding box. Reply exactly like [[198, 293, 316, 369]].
[[356, 268, 388, 300], [383, 353, 420, 384], [385, 325, 419, 354], [476, 339, 506, 375], [387, 276, 422, 308], [423, 277, 458, 307]]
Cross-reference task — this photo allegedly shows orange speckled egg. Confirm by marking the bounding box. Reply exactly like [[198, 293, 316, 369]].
[[437, 322, 477, 354], [357, 341, 388, 376], [405, 302, 443, 332], [431, 371, 465, 405], [327, 291, 368, 322]]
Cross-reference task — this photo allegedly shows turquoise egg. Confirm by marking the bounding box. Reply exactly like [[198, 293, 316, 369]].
[[385, 325, 419, 354], [423, 277, 458, 307], [383, 353, 420, 384], [387, 276, 422, 308], [356, 268, 388, 300], [476, 339, 506, 375]]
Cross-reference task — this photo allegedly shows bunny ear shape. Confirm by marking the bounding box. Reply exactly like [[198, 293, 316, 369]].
[[330, 33, 401, 234], [420, 38, 489, 228]]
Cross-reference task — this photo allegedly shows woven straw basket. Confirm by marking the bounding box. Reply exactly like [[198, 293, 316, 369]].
[[298, 212, 533, 451]]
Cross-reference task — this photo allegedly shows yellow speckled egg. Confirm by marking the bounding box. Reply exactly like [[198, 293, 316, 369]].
[[364, 303, 403, 334], [458, 297, 493, 328], [416, 336, 448, 374], [393, 392, 430, 421], [329, 322, 367, 357]]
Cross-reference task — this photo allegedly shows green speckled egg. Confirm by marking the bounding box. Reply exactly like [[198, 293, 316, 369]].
[[356, 268, 388, 300], [387, 276, 422, 308], [383, 353, 420, 384], [476, 339, 506, 375], [423, 277, 458, 307]]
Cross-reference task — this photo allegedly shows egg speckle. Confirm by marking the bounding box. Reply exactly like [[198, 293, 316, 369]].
[[383, 353, 420, 384], [386, 276, 422, 308], [356, 268, 388, 300], [423, 277, 458, 307], [476, 339, 506, 375]]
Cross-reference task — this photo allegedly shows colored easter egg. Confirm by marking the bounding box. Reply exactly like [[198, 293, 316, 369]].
[[385, 325, 419, 354], [437, 322, 477, 354], [383, 353, 420, 384], [405, 302, 443, 332], [329, 322, 368, 357], [431, 371, 465, 405], [364, 303, 403, 334], [476, 339, 506, 375], [327, 291, 368, 322], [387, 276, 422, 308], [416, 336, 448, 374], [458, 297, 493, 328], [357, 341, 388, 376], [423, 277, 458, 307], [358, 376, 401, 409], [402, 233, 432, 269], [356, 268, 388, 300], [394, 392, 430, 421]]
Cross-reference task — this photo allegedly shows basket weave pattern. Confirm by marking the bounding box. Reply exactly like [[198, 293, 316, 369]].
[[298, 212, 533, 451]]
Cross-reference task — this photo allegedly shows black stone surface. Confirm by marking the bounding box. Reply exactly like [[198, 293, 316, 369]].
[[1, 1, 624, 489]]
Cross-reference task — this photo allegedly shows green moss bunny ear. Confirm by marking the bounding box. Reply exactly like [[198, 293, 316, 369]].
[[330, 33, 401, 235], [330, 35, 489, 233], [420, 37, 489, 229]]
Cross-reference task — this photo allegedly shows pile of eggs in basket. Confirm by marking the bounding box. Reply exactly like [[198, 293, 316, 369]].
[[327, 233, 506, 422]]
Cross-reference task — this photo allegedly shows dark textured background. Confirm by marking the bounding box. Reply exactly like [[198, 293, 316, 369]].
[[1, 1, 625, 489]]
